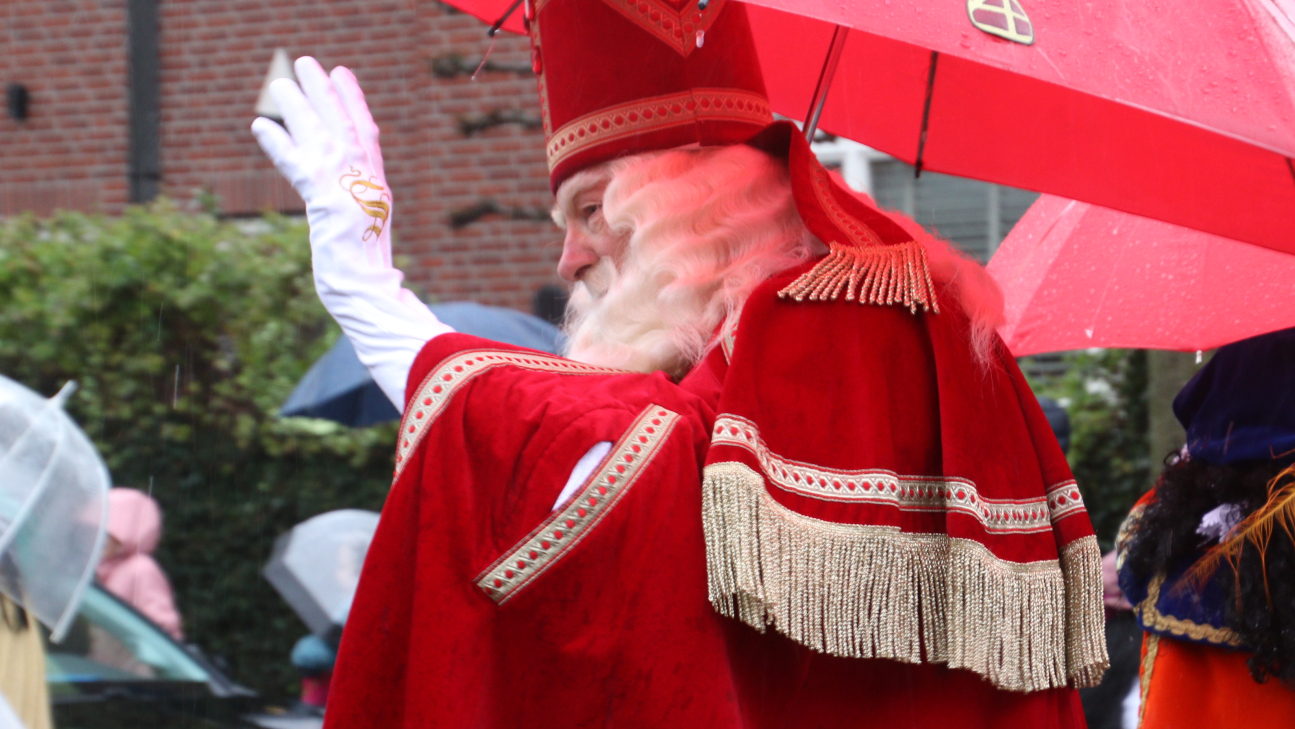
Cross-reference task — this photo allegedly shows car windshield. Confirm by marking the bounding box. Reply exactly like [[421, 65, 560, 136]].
[[45, 585, 210, 684]]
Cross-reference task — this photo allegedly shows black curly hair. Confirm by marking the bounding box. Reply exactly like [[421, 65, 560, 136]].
[[1123, 455, 1295, 688]]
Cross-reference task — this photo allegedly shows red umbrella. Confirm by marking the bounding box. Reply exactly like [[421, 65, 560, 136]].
[[450, 0, 1295, 255], [986, 194, 1295, 356]]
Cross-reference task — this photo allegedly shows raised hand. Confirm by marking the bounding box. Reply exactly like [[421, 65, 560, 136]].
[[253, 56, 393, 273], [252, 57, 449, 408]]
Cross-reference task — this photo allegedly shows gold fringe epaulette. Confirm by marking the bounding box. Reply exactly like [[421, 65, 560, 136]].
[[701, 462, 1108, 692], [777, 241, 940, 314]]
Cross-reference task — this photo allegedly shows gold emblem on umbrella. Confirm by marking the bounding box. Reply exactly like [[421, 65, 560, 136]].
[[967, 0, 1035, 45]]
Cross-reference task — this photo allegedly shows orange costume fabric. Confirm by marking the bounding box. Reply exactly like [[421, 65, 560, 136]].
[[1121, 488, 1295, 728], [1139, 634, 1295, 728], [322, 265, 1095, 728]]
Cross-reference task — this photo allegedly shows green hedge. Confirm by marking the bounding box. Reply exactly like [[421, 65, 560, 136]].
[[0, 203, 396, 697], [1030, 349, 1151, 549]]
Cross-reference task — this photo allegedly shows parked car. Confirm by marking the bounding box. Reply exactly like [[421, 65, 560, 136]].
[[45, 584, 320, 729]]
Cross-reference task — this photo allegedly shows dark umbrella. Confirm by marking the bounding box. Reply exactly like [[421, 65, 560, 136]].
[[280, 301, 565, 426]]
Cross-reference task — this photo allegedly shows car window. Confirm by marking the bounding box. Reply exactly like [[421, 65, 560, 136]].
[[45, 586, 210, 684]]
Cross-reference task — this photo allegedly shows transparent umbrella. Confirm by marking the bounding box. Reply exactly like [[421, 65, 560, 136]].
[[0, 376, 110, 642], [263, 509, 379, 641]]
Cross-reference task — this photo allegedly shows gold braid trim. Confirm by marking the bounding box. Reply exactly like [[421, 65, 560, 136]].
[[1139, 632, 1160, 725], [702, 462, 1109, 692], [777, 241, 941, 314], [1133, 572, 1243, 646]]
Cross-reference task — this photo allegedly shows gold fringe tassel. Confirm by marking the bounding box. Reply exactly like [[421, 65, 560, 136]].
[[777, 241, 941, 314], [702, 462, 1109, 692], [1061, 536, 1110, 687]]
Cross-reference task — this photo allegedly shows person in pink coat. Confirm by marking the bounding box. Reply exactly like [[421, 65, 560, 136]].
[[96, 488, 184, 640]]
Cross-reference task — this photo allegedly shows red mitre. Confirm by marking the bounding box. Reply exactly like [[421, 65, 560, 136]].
[[530, 0, 772, 192]]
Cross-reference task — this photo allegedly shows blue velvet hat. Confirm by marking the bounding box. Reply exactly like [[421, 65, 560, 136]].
[[1174, 326, 1295, 465]]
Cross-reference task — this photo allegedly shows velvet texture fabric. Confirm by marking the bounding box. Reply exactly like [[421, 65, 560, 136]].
[[323, 270, 1093, 728], [532, 0, 772, 191], [1117, 492, 1243, 651], [1173, 325, 1295, 465]]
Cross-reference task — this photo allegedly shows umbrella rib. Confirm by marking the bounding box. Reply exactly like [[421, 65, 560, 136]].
[[915, 51, 940, 179], [803, 25, 850, 141]]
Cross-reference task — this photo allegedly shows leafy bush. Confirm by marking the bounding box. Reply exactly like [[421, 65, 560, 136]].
[[1030, 349, 1151, 549], [0, 203, 396, 697]]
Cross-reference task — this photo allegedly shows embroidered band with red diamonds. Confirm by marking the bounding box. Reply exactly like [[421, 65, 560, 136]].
[[545, 88, 772, 173], [710, 414, 1087, 534], [394, 350, 622, 483], [476, 405, 679, 604]]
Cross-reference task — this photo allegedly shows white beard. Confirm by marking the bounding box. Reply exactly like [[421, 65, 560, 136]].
[[562, 251, 715, 378], [556, 144, 825, 378]]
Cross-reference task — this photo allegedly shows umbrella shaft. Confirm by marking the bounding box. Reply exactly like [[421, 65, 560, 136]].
[[804, 25, 849, 141]]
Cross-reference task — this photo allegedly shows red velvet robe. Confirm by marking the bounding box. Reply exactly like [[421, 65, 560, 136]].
[[324, 271, 1089, 728]]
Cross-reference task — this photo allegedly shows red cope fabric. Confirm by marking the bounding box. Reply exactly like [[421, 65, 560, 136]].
[[323, 268, 1087, 729], [709, 265, 1090, 565]]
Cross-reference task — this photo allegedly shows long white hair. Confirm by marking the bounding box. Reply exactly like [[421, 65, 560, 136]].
[[561, 144, 821, 377], [558, 145, 1004, 376]]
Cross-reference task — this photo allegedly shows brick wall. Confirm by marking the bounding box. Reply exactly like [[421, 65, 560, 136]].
[[0, 0, 132, 216], [0, 1, 562, 311]]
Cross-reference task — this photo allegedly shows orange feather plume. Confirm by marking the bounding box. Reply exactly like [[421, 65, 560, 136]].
[[1185, 464, 1295, 606]]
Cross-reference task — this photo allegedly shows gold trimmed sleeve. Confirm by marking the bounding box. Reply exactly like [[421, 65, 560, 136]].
[[476, 405, 680, 604], [394, 350, 622, 484]]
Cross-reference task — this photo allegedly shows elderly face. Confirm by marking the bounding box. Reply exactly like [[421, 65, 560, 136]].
[[554, 173, 619, 285]]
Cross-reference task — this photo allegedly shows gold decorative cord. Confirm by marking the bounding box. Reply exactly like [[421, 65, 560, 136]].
[[1139, 633, 1160, 724], [339, 167, 391, 241], [1133, 572, 1243, 647]]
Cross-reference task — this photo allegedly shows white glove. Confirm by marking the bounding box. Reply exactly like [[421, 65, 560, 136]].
[[251, 57, 451, 409]]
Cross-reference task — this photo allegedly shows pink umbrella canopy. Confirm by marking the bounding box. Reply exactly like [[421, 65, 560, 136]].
[[448, 0, 1295, 255], [987, 194, 1295, 356]]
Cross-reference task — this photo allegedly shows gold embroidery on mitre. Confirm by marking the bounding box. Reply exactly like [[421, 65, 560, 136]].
[[476, 405, 679, 604], [339, 167, 391, 241], [779, 165, 940, 314], [967, 0, 1035, 45], [701, 461, 1108, 692], [596, 0, 728, 57], [545, 88, 772, 172]]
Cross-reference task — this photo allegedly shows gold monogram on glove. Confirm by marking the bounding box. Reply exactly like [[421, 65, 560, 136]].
[[339, 167, 391, 241]]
